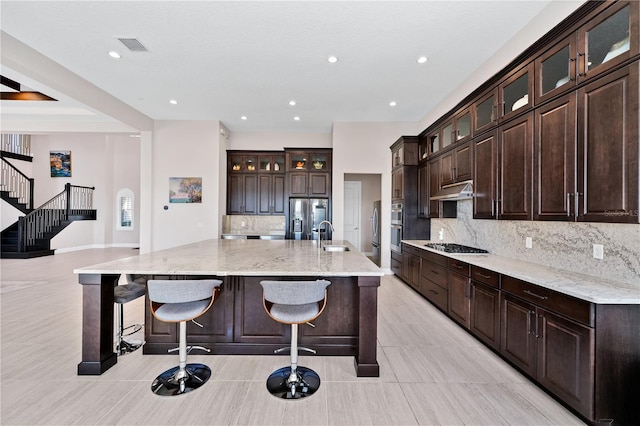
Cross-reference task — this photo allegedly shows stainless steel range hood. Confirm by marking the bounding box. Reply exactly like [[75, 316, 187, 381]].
[[430, 180, 473, 201]]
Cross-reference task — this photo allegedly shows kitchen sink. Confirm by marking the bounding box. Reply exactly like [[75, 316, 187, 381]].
[[323, 245, 350, 252]]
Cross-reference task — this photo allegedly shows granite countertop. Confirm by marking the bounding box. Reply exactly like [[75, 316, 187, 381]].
[[403, 240, 640, 304], [74, 239, 383, 277]]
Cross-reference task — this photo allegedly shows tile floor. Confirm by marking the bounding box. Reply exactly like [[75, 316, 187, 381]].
[[0, 248, 585, 425]]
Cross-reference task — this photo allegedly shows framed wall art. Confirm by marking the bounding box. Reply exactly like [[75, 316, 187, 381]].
[[50, 150, 71, 177], [169, 177, 202, 203]]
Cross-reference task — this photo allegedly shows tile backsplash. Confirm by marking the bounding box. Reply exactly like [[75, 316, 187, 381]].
[[222, 215, 286, 235], [430, 200, 640, 287]]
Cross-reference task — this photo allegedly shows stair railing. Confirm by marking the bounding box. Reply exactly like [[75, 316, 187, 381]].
[[17, 183, 95, 251], [1, 134, 31, 157], [0, 157, 34, 210]]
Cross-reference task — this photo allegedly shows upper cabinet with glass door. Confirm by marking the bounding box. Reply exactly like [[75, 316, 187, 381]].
[[578, 1, 637, 82], [535, 1, 638, 103], [473, 87, 499, 134], [499, 63, 534, 121]]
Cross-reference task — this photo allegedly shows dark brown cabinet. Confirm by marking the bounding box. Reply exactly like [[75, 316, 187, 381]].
[[285, 149, 332, 198], [227, 173, 257, 214], [474, 113, 533, 220], [577, 63, 639, 223], [440, 141, 472, 186], [391, 168, 404, 201], [534, 62, 639, 223], [501, 276, 595, 420], [402, 245, 421, 292], [534, 94, 577, 220], [417, 163, 428, 218], [228, 151, 286, 215], [418, 249, 448, 312], [428, 157, 441, 218], [258, 174, 285, 215], [501, 290, 594, 420], [448, 270, 470, 327]]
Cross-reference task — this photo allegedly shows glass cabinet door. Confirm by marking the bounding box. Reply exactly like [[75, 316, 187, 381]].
[[473, 89, 498, 134], [442, 122, 454, 149], [578, 1, 637, 82], [455, 109, 471, 142], [500, 64, 533, 119], [310, 153, 330, 171], [229, 155, 243, 172], [290, 153, 308, 170], [536, 40, 575, 103], [244, 155, 257, 172], [429, 132, 440, 155]]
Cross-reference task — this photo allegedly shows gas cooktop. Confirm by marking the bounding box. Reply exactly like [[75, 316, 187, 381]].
[[424, 243, 489, 254]]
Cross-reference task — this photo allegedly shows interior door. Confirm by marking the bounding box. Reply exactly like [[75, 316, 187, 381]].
[[343, 181, 361, 250]]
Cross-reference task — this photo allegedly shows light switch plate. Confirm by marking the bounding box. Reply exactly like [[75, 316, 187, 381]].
[[525, 237, 532, 249]]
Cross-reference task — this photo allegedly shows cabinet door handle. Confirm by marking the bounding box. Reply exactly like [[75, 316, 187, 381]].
[[577, 52, 587, 77], [465, 278, 472, 299], [428, 289, 438, 295], [535, 314, 542, 339], [478, 272, 492, 279], [566, 193, 572, 216], [452, 263, 464, 269], [523, 289, 548, 300], [431, 270, 439, 275], [574, 192, 583, 217], [569, 58, 576, 82], [491, 199, 495, 217]]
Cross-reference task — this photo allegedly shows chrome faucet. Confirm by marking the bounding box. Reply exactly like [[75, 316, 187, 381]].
[[317, 220, 334, 249]]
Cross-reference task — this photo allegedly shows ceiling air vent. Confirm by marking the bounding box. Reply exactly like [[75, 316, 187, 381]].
[[117, 38, 149, 52]]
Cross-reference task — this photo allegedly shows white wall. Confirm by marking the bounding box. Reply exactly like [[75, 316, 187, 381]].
[[150, 120, 221, 251], [19, 133, 141, 251], [332, 121, 419, 271], [228, 131, 331, 151], [345, 173, 381, 254]]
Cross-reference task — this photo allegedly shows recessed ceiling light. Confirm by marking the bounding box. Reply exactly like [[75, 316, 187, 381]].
[[328, 56, 338, 63], [417, 56, 428, 64], [241, 116, 247, 120], [389, 101, 397, 107], [293, 116, 300, 121], [169, 99, 178, 105], [289, 100, 296, 106], [108, 51, 121, 59]]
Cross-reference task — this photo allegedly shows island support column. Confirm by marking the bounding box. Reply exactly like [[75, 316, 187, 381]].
[[355, 275, 380, 377], [77, 273, 120, 375]]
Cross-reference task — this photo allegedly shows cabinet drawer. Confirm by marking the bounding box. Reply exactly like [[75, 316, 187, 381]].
[[421, 249, 448, 267], [421, 261, 448, 289], [421, 277, 448, 312], [448, 259, 470, 276], [471, 266, 500, 288], [502, 276, 593, 326], [391, 258, 402, 276]]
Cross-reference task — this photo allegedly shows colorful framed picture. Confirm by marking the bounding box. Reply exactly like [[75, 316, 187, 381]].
[[50, 150, 72, 177], [169, 177, 202, 203]]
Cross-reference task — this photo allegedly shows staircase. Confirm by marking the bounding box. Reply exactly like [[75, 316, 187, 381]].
[[1, 134, 97, 259]]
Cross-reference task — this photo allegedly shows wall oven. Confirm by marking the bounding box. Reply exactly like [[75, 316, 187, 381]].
[[390, 224, 402, 253], [391, 202, 403, 225]]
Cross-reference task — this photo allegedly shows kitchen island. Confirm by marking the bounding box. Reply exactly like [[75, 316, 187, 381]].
[[75, 239, 382, 377]]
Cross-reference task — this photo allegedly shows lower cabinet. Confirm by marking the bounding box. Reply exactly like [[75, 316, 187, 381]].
[[501, 276, 594, 420], [396, 244, 640, 424], [419, 250, 448, 311], [402, 245, 421, 292], [391, 251, 403, 277]]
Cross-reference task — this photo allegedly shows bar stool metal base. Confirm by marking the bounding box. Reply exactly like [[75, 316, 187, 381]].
[[151, 363, 211, 396], [266, 366, 320, 399], [116, 338, 142, 355]]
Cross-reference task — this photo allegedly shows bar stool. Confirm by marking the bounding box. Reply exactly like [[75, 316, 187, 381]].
[[260, 279, 331, 399], [147, 279, 223, 396], [114, 275, 146, 355]]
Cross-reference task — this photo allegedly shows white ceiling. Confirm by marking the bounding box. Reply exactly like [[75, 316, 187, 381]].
[[0, 1, 583, 134]]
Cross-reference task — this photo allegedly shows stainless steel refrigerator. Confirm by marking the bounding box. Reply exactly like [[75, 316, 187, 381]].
[[288, 198, 331, 240], [371, 200, 381, 266]]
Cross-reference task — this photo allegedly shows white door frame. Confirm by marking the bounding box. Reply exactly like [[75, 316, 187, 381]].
[[343, 181, 362, 251]]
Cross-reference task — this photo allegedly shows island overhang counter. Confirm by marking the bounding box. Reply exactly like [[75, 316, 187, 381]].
[[74, 239, 383, 377]]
